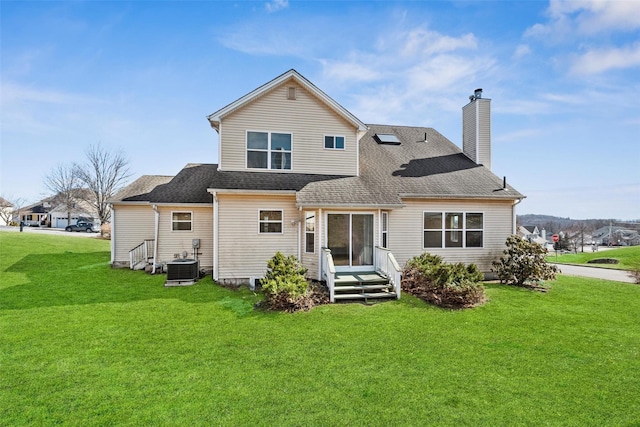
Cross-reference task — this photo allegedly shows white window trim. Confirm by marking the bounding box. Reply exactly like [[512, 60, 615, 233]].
[[381, 211, 389, 249], [323, 134, 346, 150], [258, 209, 284, 234], [422, 211, 484, 249], [246, 130, 293, 170], [171, 210, 193, 232], [304, 211, 315, 254]]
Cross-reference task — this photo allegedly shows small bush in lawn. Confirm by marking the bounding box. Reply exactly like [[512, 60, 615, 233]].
[[402, 253, 486, 309], [492, 235, 558, 290], [260, 252, 327, 312]]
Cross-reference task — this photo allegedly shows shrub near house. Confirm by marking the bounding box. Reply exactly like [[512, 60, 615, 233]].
[[402, 253, 486, 309]]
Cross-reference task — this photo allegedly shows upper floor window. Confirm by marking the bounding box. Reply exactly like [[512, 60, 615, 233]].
[[172, 211, 193, 231], [423, 212, 483, 248], [324, 135, 345, 150], [247, 131, 292, 170]]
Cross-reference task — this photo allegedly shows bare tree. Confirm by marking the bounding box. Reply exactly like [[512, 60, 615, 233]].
[[75, 143, 130, 225], [44, 163, 80, 226], [0, 195, 22, 225]]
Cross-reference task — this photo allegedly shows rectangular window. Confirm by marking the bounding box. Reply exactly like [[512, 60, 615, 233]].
[[423, 212, 483, 248], [381, 211, 389, 249], [172, 211, 193, 231], [259, 210, 283, 234], [247, 131, 292, 170], [305, 212, 315, 253], [324, 135, 345, 150]]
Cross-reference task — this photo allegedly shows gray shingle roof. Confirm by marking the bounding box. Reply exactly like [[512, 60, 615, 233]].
[[209, 170, 350, 192], [112, 175, 174, 202], [297, 124, 524, 206], [115, 126, 524, 206]]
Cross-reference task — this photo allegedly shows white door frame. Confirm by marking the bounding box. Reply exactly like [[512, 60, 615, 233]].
[[324, 211, 375, 272]]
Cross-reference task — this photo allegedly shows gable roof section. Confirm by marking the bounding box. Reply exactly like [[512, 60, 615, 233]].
[[207, 69, 367, 133]]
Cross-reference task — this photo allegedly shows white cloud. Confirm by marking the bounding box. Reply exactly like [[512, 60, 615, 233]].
[[527, 0, 640, 38], [513, 44, 531, 59], [570, 43, 640, 75], [550, 0, 640, 34], [265, 0, 288, 13], [316, 27, 492, 124], [399, 29, 477, 57]]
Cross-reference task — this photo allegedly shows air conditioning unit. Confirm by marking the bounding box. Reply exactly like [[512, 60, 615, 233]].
[[166, 259, 199, 283]]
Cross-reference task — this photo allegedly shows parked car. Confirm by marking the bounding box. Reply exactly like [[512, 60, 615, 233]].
[[65, 221, 98, 233]]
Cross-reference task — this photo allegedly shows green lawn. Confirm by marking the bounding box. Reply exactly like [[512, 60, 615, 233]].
[[1, 232, 639, 426], [548, 245, 640, 270]]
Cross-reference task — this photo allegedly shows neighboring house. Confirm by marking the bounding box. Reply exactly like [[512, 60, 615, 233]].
[[593, 225, 640, 246], [21, 191, 99, 228], [49, 190, 100, 228], [110, 70, 525, 300], [20, 198, 54, 226], [0, 197, 14, 226], [517, 225, 548, 246]]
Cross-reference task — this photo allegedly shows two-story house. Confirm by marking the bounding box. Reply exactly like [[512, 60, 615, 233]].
[[110, 69, 524, 300]]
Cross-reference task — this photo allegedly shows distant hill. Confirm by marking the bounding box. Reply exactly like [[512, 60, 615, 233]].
[[516, 214, 640, 233]]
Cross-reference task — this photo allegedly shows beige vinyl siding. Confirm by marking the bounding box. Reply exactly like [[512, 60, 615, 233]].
[[217, 194, 299, 281], [156, 205, 213, 268], [462, 98, 491, 170], [220, 80, 359, 175], [112, 204, 155, 264], [477, 99, 491, 169], [389, 199, 514, 273], [462, 102, 477, 163]]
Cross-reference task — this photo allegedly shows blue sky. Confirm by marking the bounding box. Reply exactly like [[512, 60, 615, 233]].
[[1, 0, 639, 220]]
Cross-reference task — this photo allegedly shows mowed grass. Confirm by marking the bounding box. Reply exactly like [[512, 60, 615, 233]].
[[1, 232, 639, 426], [549, 245, 640, 270]]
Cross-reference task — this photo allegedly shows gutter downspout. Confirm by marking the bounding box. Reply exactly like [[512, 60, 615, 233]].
[[152, 204, 159, 274], [212, 192, 219, 281], [298, 206, 302, 260], [513, 198, 523, 235], [109, 204, 115, 265]]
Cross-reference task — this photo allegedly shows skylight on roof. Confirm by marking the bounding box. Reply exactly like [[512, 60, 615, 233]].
[[374, 133, 401, 145]]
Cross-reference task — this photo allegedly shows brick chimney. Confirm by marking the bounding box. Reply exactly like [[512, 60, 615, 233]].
[[462, 88, 491, 170]]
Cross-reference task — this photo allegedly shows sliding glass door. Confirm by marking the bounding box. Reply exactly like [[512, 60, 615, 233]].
[[327, 213, 374, 271]]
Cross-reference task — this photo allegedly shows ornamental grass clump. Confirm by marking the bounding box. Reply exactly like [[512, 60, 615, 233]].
[[492, 235, 558, 290], [260, 252, 327, 312], [402, 253, 486, 309]]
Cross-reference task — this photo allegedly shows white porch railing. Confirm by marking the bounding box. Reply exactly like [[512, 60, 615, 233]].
[[129, 239, 154, 270], [321, 247, 336, 302], [374, 246, 402, 299]]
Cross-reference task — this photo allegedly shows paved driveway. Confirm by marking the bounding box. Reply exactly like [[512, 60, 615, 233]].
[[552, 263, 636, 284]]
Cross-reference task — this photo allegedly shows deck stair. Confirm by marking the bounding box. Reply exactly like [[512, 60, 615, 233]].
[[333, 271, 397, 302]]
